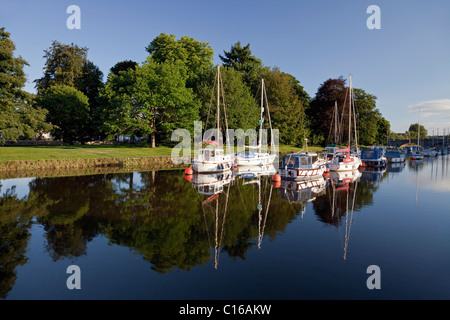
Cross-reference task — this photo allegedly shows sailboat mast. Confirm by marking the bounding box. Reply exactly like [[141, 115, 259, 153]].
[[348, 74, 352, 146], [259, 79, 264, 150], [418, 108, 420, 146], [334, 101, 338, 144], [217, 66, 220, 139]]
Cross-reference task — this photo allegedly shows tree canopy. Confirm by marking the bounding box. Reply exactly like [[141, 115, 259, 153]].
[[0, 27, 52, 144]]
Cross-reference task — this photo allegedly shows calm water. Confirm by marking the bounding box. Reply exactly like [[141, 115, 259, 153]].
[[1, 155, 449, 300]]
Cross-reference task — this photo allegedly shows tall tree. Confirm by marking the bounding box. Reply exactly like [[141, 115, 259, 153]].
[[100, 59, 200, 147], [197, 66, 259, 133], [307, 77, 347, 146], [35, 85, 90, 144], [34, 41, 88, 93], [0, 27, 52, 144], [219, 41, 263, 93], [353, 88, 378, 146], [75, 60, 104, 139], [260, 67, 308, 146], [109, 60, 138, 76], [408, 123, 427, 141], [145, 33, 214, 90], [375, 114, 390, 145]]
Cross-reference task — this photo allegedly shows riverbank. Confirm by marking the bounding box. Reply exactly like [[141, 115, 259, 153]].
[[0, 144, 322, 179]]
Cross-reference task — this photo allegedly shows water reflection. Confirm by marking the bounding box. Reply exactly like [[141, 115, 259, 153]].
[[1, 155, 449, 298]]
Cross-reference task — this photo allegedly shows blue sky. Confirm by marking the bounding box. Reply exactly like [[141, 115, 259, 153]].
[[2, 0, 450, 134]]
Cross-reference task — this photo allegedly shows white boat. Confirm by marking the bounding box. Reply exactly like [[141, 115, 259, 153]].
[[411, 108, 424, 161], [235, 78, 276, 166], [328, 75, 361, 172], [235, 164, 277, 180], [192, 66, 235, 173], [278, 151, 327, 180], [328, 146, 362, 172], [385, 147, 406, 163], [423, 148, 438, 157], [191, 171, 235, 196], [278, 176, 326, 203]]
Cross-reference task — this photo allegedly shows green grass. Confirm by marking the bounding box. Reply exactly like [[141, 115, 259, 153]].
[[0, 144, 175, 161], [0, 144, 327, 161]]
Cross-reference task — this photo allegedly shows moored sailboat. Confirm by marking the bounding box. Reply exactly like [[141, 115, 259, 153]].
[[192, 66, 235, 173], [235, 78, 276, 166], [329, 74, 361, 172]]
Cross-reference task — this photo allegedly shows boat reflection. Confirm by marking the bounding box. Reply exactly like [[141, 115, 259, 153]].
[[189, 171, 235, 196], [387, 162, 406, 173], [359, 167, 386, 185]]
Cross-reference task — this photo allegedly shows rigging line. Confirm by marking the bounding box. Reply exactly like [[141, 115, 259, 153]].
[[259, 182, 273, 249], [263, 82, 275, 148], [197, 186, 213, 248], [219, 69, 231, 151], [216, 181, 231, 270], [257, 176, 262, 249], [204, 69, 218, 141]]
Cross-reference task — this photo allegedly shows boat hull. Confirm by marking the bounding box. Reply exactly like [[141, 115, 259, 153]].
[[192, 156, 235, 173], [278, 166, 325, 180], [235, 153, 276, 166], [328, 158, 361, 172]]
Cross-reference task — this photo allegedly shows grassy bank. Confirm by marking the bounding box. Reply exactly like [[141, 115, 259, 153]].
[[0, 144, 324, 161], [0, 144, 174, 161], [0, 144, 325, 178]]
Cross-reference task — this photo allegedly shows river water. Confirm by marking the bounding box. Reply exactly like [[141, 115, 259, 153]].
[[1, 154, 449, 300]]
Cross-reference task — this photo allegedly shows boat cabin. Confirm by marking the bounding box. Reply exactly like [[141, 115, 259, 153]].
[[281, 153, 318, 169], [198, 148, 224, 161]]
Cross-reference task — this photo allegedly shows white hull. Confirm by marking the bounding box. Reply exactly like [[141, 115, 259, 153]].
[[387, 156, 405, 163], [328, 157, 361, 172], [278, 166, 325, 180], [191, 171, 234, 195], [235, 164, 277, 178], [192, 154, 235, 173], [235, 153, 276, 166]]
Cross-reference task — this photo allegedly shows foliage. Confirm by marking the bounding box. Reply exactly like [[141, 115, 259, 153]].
[[408, 123, 428, 141], [35, 85, 90, 144], [34, 40, 88, 93], [307, 77, 347, 146], [219, 41, 263, 92], [146, 33, 214, 91], [100, 59, 200, 147], [75, 60, 104, 139], [260, 67, 309, 146], [109, 60, 138, 76], [0, 27, 52, 144]]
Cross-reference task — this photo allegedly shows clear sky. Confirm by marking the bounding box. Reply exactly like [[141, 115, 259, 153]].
[[2, 0, 450, 134]]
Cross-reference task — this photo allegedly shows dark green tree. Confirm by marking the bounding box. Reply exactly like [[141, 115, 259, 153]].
[[0, 27, 52, 144], [375, 114, 391, 145], [197, 66, 259, 133], [219, 41, 263, 93], [260, 67, 309, 146], [109, 60, 138, 76], [307, 77, 347, 146], [34, 40, 88, 93], [35, 85, 90, 144], [353, 88, 378, 146], [75, 60, 104, 139]]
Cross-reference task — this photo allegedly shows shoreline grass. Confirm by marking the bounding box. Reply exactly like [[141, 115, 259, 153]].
[[0, 144, 325, 161]]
